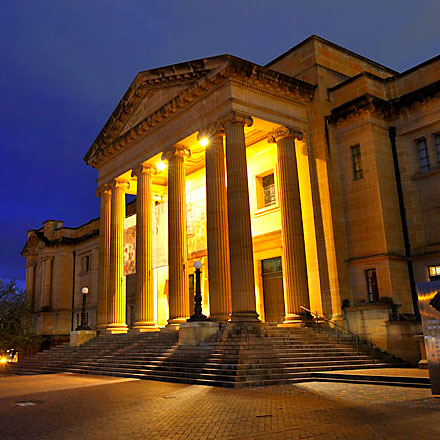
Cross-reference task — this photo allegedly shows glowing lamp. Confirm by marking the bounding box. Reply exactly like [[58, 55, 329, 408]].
[[194, 260, 202, 270], [81, 287, 89, 295], [157, 161, 166, 171], [199, 137, 209, 147]]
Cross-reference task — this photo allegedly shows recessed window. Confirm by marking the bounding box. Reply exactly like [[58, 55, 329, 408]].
[[81, 255, 91, 273], [255, 170, 277, 210], [428, 265, 440, 281], [365, 268, 379, 302], [351, 145, 363, 180], [435, 134, 440, 165], [262, 174, 276, 207], [416, 138, 430, 173]]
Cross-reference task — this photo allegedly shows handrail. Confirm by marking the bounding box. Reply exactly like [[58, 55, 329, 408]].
[[300, 305, 379, 359]]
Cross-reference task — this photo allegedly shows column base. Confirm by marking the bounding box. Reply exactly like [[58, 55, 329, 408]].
[[166, 317, 188, 329], [278, 314, 307, 328], [230, 311, 260, 322], [131, 322, 159, 332], [104, 323, 128, 334], [208, 314, 231, 322]]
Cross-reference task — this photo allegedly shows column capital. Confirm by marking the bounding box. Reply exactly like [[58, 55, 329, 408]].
[[220, 111, 253, 128], [96, 183, 112, 197], [267, 126, 303, 143], [161, 144, 191, 161], [197, 121, 225, 141], [112, 179, 130, 191], [131, 163, 157, 178]]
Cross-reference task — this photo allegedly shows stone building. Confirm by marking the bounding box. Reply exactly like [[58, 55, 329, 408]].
[[22, 35, 440, 363]]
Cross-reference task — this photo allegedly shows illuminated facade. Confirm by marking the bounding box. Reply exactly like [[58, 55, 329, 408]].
[[23, 36, 440, 362]]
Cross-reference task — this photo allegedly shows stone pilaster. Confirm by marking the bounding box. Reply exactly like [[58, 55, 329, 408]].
[[97, 184, 111, 330], [106, 179, 129, 334], [201, 128, 231, 321], [269, 127, 310, 324], [42, 257, 53, 310], [132, 164, 158, 331], [25, 262, 36, 311], [223, 111, 259, 322], [162, 145, 191, 325]]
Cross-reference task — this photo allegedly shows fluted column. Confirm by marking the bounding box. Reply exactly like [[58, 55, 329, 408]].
[[42, 257, 53, 310], [97, 184, 111, 330], [106, 179, 129, 334], [223, 111, 259, 322], [202, 128, 231, 320], [163, 145, 191, 325], [132, 164, 158, 331], [269, 127, 310, 324]]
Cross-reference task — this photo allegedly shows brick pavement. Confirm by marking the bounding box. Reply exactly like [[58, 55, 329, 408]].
[[0, 374, 439, 440]]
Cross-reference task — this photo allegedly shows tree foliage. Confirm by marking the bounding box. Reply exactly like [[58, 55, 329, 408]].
[[0, 280, 33, 349]]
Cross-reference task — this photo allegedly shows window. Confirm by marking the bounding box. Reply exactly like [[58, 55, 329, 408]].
[[351, 145, 363, 180], [416, 138, 430, 173], [255, 170, 277, 210], [262, 174, 276, 207], [435, 134, 440, 165], [81, 255, 91, 273], [428, 265, 440, 281], [365, 269, 379, 302]]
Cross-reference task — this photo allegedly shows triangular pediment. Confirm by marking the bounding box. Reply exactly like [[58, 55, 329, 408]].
[[84, 56, 231, 165], [22, 231, 44, 257], [84, 55, 315, 167]]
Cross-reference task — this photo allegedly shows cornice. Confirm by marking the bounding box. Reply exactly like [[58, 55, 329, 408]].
[[84, 56, 315, 169], [328, 80, 440, 126]]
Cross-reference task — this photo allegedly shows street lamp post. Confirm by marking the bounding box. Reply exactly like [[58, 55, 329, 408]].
[[188, 261, 207, 322], [76, 287, 91, 330]]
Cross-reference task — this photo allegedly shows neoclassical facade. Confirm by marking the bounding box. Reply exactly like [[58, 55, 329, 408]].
[[23, 36, 440, 362]]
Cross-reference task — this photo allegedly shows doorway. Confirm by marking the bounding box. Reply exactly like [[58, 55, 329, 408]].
[[261, 257, 285, 323]]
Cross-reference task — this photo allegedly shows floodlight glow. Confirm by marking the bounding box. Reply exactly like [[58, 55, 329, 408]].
[[157, 161, 166, 171], [199, 137, 209, 147]]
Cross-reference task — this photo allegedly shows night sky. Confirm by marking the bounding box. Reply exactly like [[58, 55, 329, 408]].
[[1, 0, 439, 287]]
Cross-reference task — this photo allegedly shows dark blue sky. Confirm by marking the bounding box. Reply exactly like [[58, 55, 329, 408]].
[[1, 0, 439, 285]]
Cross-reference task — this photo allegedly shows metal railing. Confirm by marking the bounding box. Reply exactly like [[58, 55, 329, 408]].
[[300, 305, 378, 361]]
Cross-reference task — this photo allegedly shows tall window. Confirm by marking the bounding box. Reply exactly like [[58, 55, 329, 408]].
[[262, 174, 276, 207], [365, 269, 379, 302], [351, 145, 363, 180], [81, 255, 91, 273], [435, 134, 440, 165], [416, 138, 430, 173]]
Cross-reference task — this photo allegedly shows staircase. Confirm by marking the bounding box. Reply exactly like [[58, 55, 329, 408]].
[[8, 324, 399, 387]]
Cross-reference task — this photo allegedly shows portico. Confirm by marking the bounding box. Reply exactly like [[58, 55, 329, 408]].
[[85, 56, 318, 333]]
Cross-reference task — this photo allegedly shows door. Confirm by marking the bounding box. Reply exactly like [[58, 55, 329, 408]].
[[261, 257, 285, 323]]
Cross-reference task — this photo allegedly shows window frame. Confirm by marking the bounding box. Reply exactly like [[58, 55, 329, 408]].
[[350, 144, 363, 181], [416, 137, 430, 173], [365, 268, 379, 303]]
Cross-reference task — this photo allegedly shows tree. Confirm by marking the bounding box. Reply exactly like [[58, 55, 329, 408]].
[[0, 279, 33, 350]]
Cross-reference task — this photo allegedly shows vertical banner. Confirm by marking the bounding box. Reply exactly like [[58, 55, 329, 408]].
[[124, 215, 136, 275], [417, 281, 440, 395]]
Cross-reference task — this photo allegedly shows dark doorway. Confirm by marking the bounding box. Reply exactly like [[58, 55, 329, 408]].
[[261, 257, 285, 323]]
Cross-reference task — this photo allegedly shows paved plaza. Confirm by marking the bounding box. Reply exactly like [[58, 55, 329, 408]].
[[0, 373, 439, 440]]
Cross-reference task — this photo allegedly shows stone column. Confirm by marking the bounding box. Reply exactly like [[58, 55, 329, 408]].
[[163, 145, 191, 325], [132, 164, 158, 331], [42, 257, 53, 309], [97, 184, 111, 330], [269, 127, 310, 324], [106, 179, 129, 334], [202, 128, 231, 320], [223, 111, 259, 322]]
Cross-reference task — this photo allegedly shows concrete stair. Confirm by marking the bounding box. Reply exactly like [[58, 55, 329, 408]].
[[8, 323, 400, 387]]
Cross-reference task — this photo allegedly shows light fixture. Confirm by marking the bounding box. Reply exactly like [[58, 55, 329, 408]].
[[199, 137, 209, 147], [81, 287, 89, 295], [194, 260, 202, 269], [157, 161, 166, 171]]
